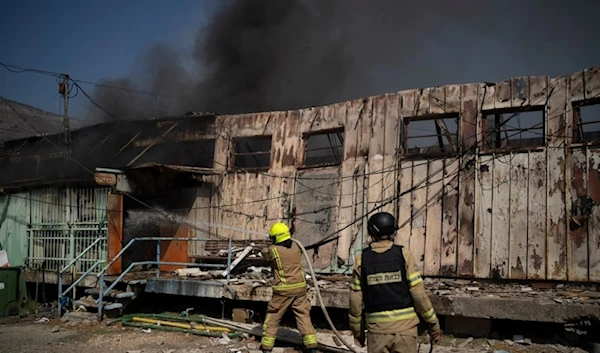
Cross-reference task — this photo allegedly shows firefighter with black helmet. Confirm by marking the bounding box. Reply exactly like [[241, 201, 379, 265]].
[[349, 212, 441, 353], [260, 222, 318, 353]]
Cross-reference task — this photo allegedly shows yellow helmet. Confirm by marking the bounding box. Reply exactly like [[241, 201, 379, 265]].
[[269, 222, 291, 244]]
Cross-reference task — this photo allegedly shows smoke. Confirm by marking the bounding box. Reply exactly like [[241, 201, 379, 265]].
[[89, 0, 600, 122]]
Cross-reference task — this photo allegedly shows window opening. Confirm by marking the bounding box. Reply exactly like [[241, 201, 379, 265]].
[[573, 101, 600, 143], [303, 129, 345, 167], [233, 136, 272, 170], [483, 108, 545, 151], [402, 115, 459, 156]]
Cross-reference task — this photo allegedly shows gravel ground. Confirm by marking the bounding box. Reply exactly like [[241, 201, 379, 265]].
[[0, 317, 590, 353]]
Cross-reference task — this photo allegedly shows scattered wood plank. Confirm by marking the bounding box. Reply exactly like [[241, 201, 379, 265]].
[[221, 245, 254, 277], [199, 316, 360, 353]]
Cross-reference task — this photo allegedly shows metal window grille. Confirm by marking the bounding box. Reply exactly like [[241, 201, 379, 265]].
[[27, 187, 110, 275]]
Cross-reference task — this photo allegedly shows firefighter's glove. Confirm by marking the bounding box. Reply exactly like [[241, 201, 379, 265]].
[[428, 321, 441, 343]]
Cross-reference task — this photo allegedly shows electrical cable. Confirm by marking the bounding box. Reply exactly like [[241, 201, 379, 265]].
[[0, 59, 532, 182], [2, 63, 597, 257], [1, 84, 583, 242]]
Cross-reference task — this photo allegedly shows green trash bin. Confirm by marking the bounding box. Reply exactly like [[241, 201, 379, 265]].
[[0, 267, 20, 317]]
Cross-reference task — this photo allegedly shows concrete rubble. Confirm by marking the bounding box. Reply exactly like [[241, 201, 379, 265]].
[[174, 259, 600, 306], [423, 278, 600, 305]]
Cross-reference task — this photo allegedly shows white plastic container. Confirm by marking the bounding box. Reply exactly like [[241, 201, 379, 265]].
[[0, 250, 9, 268]]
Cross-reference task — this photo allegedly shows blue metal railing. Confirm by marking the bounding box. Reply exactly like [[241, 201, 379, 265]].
[[58, 236, 236, 320], [94, 237, 233, 320]]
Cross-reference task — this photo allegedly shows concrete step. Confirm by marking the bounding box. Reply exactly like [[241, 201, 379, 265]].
[[74, 297, 123, 311], [84, 287, 135, 299]]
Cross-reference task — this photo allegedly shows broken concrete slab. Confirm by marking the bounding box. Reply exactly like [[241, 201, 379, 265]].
[[146, 277, 600, 324], [429, 295, 600, 323]]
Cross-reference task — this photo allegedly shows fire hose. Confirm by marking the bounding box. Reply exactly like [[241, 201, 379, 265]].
[[292, 238, 435, 353], [292, 238, 361, 353]]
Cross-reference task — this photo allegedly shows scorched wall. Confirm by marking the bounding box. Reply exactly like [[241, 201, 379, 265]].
[[200, 65, 600, 282]]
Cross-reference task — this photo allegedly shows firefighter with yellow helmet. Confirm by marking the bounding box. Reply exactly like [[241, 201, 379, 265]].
[[349, 212, 441, 353], [260, 222, 318, 353]]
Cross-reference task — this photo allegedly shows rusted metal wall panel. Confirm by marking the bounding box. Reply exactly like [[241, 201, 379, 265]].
[[367, 96, 385, 218], [512, 77, 530, 106], [457, 83, 478, 277], [508, 153, 528, 279], [567, 149, 589, 281], [227, 112, 276, 138], [417, 88, 430, 116], [445, 85, 461, 114], [530, 76, 549, 106], [188, 186, 211, 257], [495, 79, 512, 110], [348, 160, 367, 263], [271, 111, 292, 169], [337, 100, 363, 264], [527, 152, 547, 279], [441, 158, 459, 277], [396, 160, 413, 248], [475, 155, 493, 278], [570, 71, 585, 103], [429, 87, 444, 115], [491, 155, 511, 279], [424, 159, 443, 276], [107, 193, 123, 276], [309, 103, 345, 133], [217, 174, 275, 240], [382, 94, 400, 216], [294, 167, 339, 270], [588, 150, 600, 281], [410, 161, 428, 272], [584, 67, 600, 101], [546, 76, 568, 280]]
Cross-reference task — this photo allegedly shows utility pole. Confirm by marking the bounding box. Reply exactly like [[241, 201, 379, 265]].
[[58, 74, 71, 145]]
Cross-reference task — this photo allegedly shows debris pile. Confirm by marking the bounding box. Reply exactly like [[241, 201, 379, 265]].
[[423, 278, 600, 304], [108, 312, 360, 353], [175, 242, 600, 307]]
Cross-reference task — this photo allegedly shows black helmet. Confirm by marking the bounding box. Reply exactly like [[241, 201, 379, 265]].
[[367, 212, 399, 238]]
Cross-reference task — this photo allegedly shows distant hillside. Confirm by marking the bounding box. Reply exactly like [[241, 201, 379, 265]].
[[0, 97, 91, 142]]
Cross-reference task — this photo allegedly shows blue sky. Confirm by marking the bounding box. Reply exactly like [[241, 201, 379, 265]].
[[0, 0, 213, 117]]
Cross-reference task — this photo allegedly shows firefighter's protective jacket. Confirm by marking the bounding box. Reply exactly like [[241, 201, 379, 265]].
[[262, 240, 307, 296], [349, 240, 441, 335]]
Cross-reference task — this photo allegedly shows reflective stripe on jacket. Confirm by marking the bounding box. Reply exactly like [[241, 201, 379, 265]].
[[262, 240, 307, 296]]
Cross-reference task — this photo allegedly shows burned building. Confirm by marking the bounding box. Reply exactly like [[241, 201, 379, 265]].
[[0, 65, 599, 325]]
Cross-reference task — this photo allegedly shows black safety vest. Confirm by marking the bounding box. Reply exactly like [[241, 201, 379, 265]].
[[360, 244, 414, 313]]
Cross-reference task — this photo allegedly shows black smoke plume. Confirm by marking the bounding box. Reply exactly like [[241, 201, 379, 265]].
[[89, 0, 600, 121]]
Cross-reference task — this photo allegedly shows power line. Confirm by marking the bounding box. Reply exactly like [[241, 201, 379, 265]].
[[1, 60, 571, 182], [0, 61, 181, 100]]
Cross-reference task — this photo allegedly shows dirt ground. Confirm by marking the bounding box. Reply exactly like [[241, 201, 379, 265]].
[[0, 318, 590, 353]]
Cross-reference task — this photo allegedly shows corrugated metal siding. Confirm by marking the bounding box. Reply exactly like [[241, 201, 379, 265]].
[[0, 193, 29, 267]]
